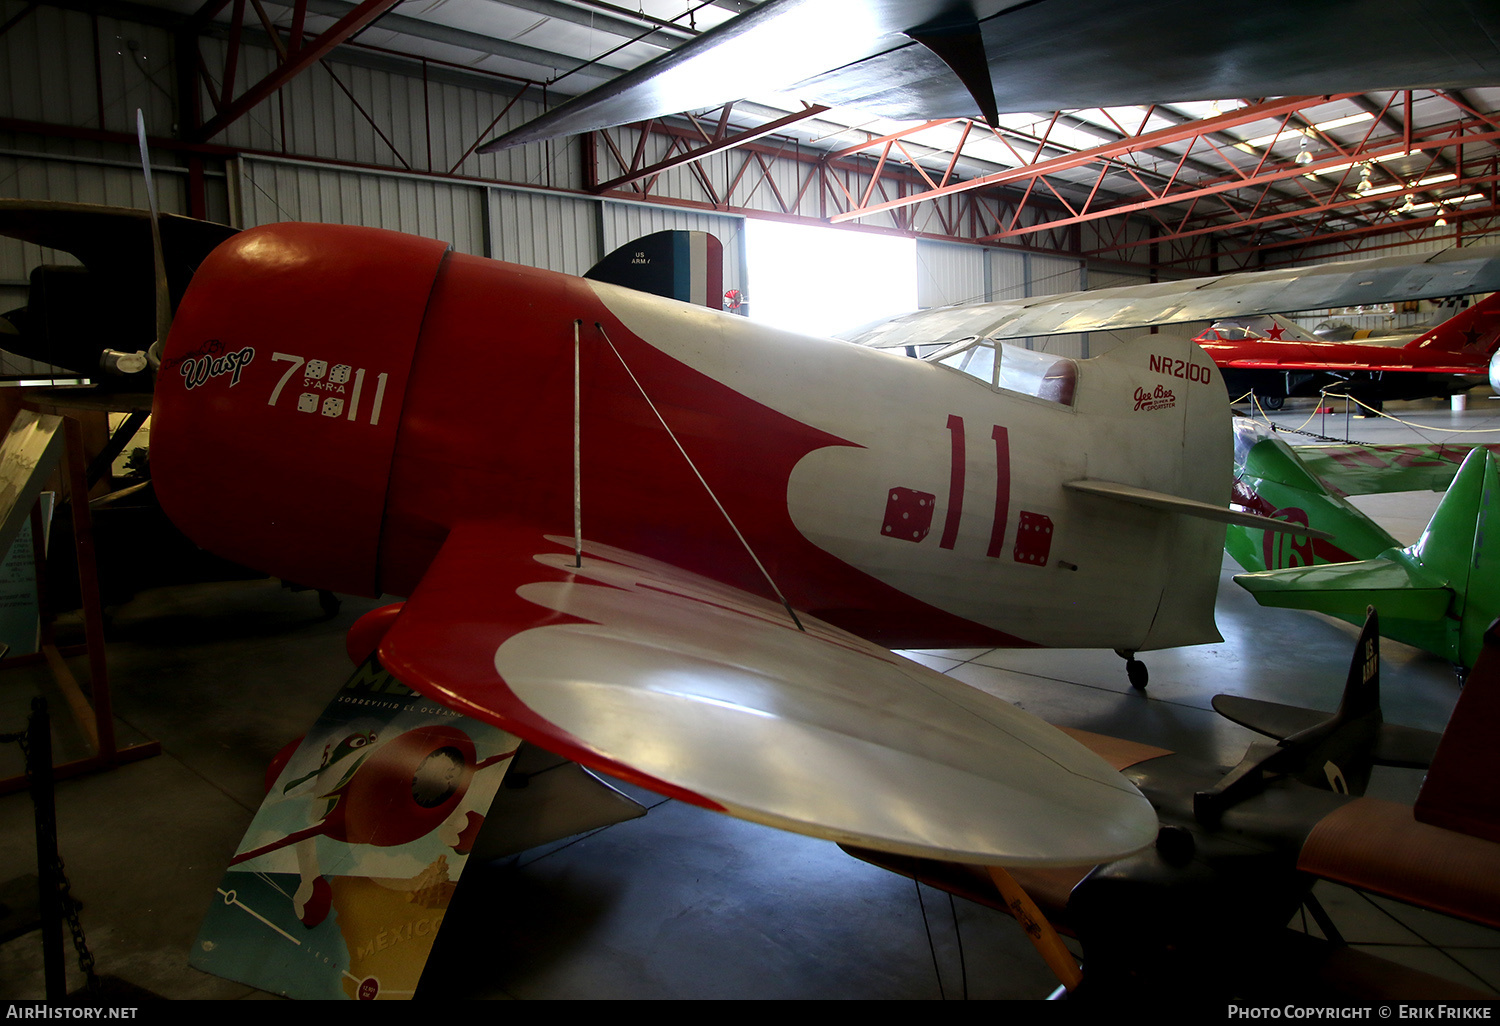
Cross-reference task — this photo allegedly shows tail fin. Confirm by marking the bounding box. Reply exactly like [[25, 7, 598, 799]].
[[1290, 604, 1383, 796], [1196, 609, 1383, 820], [1234, 446, 1500, 668], [1416, 618, 1500, 842], [584, 230, 724, 310], [1403, 290, 1500, 358], [1412, 446, 1500, 669]]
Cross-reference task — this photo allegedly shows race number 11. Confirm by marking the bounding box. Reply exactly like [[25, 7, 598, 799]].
[[942, 415, 1011, 557]]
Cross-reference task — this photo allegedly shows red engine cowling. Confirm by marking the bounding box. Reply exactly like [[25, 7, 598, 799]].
[[151, 223, 449, 597]]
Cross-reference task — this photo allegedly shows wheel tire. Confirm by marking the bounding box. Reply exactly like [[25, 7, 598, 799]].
[[1127, 659, 1148, 690], [1259, 394, 1284, 411]]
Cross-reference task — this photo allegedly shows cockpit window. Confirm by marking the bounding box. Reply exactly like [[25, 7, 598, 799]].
[[927, 337, 1078, 406]]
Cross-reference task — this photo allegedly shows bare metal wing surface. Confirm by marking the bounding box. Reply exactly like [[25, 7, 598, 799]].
[[378, 526, 1159, 868], [480, 0, 1500, 152], [842, 245, 1500, 349]]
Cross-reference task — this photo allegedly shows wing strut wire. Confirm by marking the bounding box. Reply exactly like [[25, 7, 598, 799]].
[[593, 321, 805, 632]]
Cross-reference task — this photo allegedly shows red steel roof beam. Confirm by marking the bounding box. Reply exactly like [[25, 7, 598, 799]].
[[824, 119, 964, 161], [829, 95, 1359, 224], [196, 0, 405, 141], [978, 127, 1500, 243], [593, 105, 831, 193]]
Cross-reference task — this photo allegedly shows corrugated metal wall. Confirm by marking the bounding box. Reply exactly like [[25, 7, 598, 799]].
[[916, 240, 987, 308], [488, 188, 599, 274], [195, 35, 585, 191], [986, 250, 1091, 356], [236, 157, 488, 254], [0, 4, 176, 146]]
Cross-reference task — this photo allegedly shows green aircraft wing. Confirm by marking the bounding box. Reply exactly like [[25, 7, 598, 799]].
[[1292, 442, 1500, 497]]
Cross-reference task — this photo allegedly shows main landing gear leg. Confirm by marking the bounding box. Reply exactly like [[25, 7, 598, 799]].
[[1115, 649, 1148, 690]]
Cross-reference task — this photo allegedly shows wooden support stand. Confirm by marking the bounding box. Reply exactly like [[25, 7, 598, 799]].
[[0, 412, 159, 794]]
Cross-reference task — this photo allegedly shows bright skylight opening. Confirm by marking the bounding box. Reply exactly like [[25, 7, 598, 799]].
[[745, 219, 916, 338]]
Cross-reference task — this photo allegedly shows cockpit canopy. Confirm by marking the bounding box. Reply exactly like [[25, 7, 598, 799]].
[[926, 337, 1078, 406]]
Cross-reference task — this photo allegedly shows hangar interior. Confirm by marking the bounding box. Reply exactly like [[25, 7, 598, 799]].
[[2, 0, 1500, 1002]]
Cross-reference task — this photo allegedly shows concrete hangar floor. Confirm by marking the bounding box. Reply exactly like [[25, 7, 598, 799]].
[[1, 395, 1499, 1002]]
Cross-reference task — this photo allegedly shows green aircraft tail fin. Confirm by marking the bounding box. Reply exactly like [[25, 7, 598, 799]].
[[1233, 447, 1500, 667], [1414, 447, 1500, 669]]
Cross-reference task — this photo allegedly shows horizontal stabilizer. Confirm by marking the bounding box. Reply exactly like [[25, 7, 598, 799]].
[[1064, 478, 1334, 539], [1211, 695, 1440, 770], [1233, 557, 1453, 621], [380, 524, 1157, 867]]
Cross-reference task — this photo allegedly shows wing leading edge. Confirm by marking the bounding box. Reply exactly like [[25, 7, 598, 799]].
[[846, 245, 1500, 350], [378, 522, 1157, 867], [480, 0, 1500, 152]]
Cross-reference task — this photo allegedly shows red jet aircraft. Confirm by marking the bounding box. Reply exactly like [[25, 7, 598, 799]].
[[1193, 292, 1500, 410]]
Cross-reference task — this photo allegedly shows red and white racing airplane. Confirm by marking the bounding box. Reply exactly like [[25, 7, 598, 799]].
[[144, 219, 1266, 870]]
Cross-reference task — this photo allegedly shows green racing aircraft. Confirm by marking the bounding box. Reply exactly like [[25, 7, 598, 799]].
[[1227, 419, 1500, 673]]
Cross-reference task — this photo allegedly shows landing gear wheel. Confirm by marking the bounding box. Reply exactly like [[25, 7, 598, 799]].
[[318, 590, 341, 617], [1116, 649, 1148, 690], [1258, 394, 1284, 411]]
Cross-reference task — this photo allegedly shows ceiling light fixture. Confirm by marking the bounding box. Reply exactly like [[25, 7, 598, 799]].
[[1294, 137, 1314, 165]]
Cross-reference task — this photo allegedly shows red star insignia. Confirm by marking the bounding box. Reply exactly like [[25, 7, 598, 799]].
[[1265, 324, 1286, 341]]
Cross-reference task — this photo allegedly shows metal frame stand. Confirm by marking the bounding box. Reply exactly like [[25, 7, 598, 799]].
[[0, 414, 159, 795]]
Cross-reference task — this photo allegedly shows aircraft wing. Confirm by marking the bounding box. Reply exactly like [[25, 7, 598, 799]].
[[1293, 443, 1500, 497], [376, 522, 1157, 867], [843, 245, 1500, 349], [480, 0, 1500, 152], [1300, 797, 1500, 929]]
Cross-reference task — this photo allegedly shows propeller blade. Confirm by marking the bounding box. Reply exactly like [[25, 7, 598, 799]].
[[136, 109, 170, 369]]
